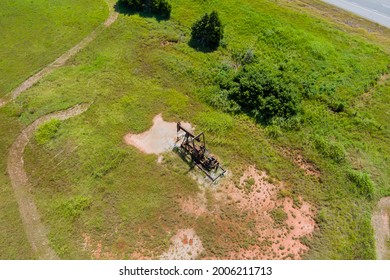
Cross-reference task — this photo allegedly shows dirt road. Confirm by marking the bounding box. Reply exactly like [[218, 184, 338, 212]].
[[7, 104, 89, 259], [372, 197, 390, 259]]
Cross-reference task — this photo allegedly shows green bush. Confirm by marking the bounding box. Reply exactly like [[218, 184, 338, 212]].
[[313, 135, 345, 163], [217, 64, 300, 122], [347, 170, 375, 199], [151, 0, 171, 18], [35, 119, 61, 145], [270, 207, 288, 225], [231, 48, 256, 67], [191, 11, 224, 49]]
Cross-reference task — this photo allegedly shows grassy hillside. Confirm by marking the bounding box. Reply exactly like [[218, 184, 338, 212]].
[[0, 0, 108, 259], [0, 0, 107, 97], [2, 0, 390, 259]]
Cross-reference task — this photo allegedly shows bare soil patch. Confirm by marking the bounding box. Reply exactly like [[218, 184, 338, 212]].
[[124, 113, 193, 154], [179, 191, 208, 217], [82, 233, 125, 260], [372, 197, 390, 259], [379, 73, 390, 84], [216, 166, 316, 259], [159, 228, 204, 260]]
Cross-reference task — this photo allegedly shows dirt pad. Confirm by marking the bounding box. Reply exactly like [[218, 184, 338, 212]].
[[160, 229, 204, 260], [372, 197, 390, 259], [124, 114, 193, 154], [179, 191, 208, 217], [217, 166, 316, 259]]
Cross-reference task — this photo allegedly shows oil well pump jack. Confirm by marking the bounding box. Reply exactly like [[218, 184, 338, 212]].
[[176, 122, 226, 182]]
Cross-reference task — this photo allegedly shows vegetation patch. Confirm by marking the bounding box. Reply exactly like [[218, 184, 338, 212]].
[[55, 196, 92, 221], [347, 169, 375, 199], [35, 119, 61, 145], [195, 111, 233, 133], [270, 207, 288, 226], [212, 60, 301, 123], [244, 177, 255, 194], [313, 135, 345, 163]]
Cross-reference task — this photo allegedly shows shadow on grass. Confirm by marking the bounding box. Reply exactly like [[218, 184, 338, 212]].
[[172, 146, 196, 174], [114, 1, 170, 22], [188, 38, 218, 53]]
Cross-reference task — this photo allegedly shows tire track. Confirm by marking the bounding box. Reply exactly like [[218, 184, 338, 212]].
[[7, 104, 90, 259], [0, 0, 118, 108]]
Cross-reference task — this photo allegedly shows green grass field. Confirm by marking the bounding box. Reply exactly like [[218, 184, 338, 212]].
[[0, 0, 107, 259], [0, 0, 107, 97], [1, 0, 390, 259]]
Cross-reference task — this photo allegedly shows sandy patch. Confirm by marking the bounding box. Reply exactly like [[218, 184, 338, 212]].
[[82, 233, 125, 260], [372, 197, 390, 259], [379, 73, 389, 84], [179, 191, 208, 217], [160, 229, 204, 260], [217, 166, 316, 259], [124, 114, 193, 154]]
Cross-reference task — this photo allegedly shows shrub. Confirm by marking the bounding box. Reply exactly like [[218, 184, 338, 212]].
[[119, 0, 142, 10], [191, 11, 223, 49], [35, 119, 61, 145], [270, 207, 288, 225], [218, 64, 300, 122], [151, 0, 171, 18], [347, 170, 374, 199], [313, 135, 345, 163], [244, 178, 255, 193], [231, 48, 256, 67], [329, 100, 346, 113]]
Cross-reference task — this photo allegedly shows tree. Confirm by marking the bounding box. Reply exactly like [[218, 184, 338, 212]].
[[191, 11, 223, 49], [151, 0, 171, 19], [120, 0, 171, 19]]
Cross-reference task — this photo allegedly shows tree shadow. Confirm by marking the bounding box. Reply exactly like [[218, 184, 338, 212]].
[[188, 38, 218, 53], [114, 1, 170, 22]]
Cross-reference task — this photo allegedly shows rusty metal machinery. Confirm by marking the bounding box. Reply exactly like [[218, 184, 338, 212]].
[[176, 122, 226, 181]]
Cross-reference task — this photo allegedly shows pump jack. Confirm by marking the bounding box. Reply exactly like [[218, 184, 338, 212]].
[[176, 122, 226, 181]]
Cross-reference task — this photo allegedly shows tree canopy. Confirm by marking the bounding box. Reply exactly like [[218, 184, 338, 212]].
[[120, 0, 171, 19], [191, 11, 223, 49]]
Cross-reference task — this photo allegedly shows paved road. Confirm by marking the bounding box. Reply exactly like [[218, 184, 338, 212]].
[[323, 0, 390, 28]]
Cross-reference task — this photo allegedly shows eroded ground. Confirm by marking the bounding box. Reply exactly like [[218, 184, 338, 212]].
[[122, 114, 317, 260]]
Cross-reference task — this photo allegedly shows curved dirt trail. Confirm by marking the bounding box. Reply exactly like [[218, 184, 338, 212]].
[[0, 0, 118, 108], [7, 104, 90, 259], [372, 197, 390, 259]]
